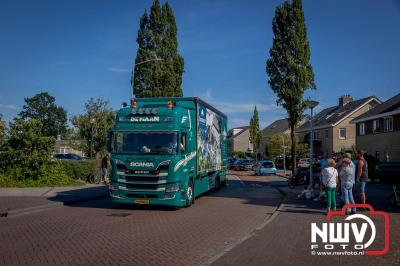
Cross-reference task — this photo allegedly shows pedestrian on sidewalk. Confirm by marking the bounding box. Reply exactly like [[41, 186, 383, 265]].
[[321, 159, 338, 213], [335, 152, 343, 198], [356, 150, 369, 205], [339, 154, 356, 214], [100, 153, 109, 184]]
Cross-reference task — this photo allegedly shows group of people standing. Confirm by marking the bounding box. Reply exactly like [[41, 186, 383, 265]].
[[320, 150, 369, 214]]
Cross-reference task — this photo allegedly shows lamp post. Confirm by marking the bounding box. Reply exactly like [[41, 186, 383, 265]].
[[281, 135, 287, 176], [130, 52, 163, 102], [304, 100, 319, 190], [89, 117, 95, 159]]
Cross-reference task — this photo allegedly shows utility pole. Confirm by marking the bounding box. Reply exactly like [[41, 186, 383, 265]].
[[305, 100, 319, 190], [282, 135, 286, 176]]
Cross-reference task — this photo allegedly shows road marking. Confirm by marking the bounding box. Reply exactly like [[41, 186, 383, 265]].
[[201, 185, 285, 266], [227, 174, 244, 187]]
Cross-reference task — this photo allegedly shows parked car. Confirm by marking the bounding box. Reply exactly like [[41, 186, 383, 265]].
[[297, 158, 311, 168], [255, 160, 277, 176], [54, 153, 84, 161], [234, 159, 254, 171], [227, 158, 237, 170]]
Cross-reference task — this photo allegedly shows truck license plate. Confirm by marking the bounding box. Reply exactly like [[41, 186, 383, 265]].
[[134, 199, 149, 205]]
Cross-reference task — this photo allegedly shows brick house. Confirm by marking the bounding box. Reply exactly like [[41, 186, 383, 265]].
[[227, 126, 253, 155], [260, 118, 289, 157], [352, 93, 400, 162], [296, 95, 381, 157]]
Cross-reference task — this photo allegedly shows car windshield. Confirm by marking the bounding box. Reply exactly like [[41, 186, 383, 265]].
[[111, 131, 178, 155], [262, 162, 274, 168]]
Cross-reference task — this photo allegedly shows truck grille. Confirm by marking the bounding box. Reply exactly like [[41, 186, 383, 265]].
[[126, 183, 159, 190], [125, 176, 159, 183], [126, 194, 158, 199]]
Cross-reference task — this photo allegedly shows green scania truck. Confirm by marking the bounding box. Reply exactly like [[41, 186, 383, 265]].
[[107, 97, 228, 207]]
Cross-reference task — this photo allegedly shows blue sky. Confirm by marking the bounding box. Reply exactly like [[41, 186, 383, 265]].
[[0, 0, 399, 129]]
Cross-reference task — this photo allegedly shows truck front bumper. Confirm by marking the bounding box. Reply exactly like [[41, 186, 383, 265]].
[[109, 187, 187, 207]]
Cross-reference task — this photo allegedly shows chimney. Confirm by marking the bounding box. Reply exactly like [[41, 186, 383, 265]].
[[339, 94, 353, 106]]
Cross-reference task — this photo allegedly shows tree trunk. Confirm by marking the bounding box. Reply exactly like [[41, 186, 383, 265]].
[[290, 124, 297, 176]]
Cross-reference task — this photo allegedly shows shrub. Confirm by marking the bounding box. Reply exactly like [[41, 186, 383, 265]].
[[0, 162, 82, 187], [58, 160, 100, 182]]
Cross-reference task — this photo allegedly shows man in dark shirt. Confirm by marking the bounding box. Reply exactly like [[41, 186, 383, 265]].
[[356, 150, 368, 205], [101, 154, 109, 184]]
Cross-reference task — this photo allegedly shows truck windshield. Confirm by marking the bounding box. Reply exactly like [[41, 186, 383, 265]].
[[111, 131, 178, 155]]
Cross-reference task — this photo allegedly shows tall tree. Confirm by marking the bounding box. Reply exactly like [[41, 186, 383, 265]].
[[0, 119, 55, 179], [266, 0, 316, 174], [19, 92, 67, 138], [132, 0, 184, 98], [0, 114, 6, 146], [249, 106, 263, 162], [268, 133, 308, 158], [71, 98, 115, 158]]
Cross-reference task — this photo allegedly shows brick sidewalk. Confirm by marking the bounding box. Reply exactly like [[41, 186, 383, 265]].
[[213, 175, 400, 265], [0, 175, 283, 265], [0, 184, 108, 217]]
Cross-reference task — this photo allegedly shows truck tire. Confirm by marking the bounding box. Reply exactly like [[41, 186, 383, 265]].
[[213, 176, 221, 191], [185, 179, 194, 207], [221, 176, 227, 187]]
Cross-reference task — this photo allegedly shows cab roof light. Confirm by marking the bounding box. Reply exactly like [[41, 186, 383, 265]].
[[167, 101, 173, 108]]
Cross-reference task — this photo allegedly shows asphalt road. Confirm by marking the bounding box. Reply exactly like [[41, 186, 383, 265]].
[[0, 173, 283, 266]]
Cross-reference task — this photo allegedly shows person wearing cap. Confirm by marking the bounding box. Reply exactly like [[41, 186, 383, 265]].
[[339, 153, 356, 214]]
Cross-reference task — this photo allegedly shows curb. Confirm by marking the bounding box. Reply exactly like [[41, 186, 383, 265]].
[[0, 193, 108, 218], [201, 184, 286, 266]]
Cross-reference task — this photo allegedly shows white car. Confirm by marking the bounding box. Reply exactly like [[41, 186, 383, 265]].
[[297, 158, 310, 168]]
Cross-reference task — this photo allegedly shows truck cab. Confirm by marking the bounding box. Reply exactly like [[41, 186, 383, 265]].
[[108, 98, 227, 207]]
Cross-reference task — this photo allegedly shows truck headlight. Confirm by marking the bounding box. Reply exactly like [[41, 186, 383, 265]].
[[166, 183, 180, 193]]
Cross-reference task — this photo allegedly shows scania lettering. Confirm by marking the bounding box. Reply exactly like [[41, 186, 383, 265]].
[[107, 98, 228, 207]]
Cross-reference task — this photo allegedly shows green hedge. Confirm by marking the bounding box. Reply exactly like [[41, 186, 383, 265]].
[[58, 160, 101, 183], [0, 162, 83, 187]]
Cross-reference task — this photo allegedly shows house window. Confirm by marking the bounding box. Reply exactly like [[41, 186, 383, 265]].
[[373, 119, 380, 133], [339, 128, 346, 139], [313, 131, 318, 140], [384, 117, 393, 132], [359, 123, 365, 135], [325, 130, 328, 139]]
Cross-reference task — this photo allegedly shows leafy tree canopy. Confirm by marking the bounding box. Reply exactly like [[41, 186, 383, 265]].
[[0, 113, 5, 146], [0, 119, 55, 179], [266, 0, 315, 174], [19, 92, 67, 137], [133, 0, 184, 98], [249, 106, 263, 161], [71, 98, 115, 157], [268, 133, 308, 158]]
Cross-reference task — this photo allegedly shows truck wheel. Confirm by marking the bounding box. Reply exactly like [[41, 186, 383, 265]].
[[213, 176, 221, 191], [221, 177, 227, 187], [185, 179, 194, 207]]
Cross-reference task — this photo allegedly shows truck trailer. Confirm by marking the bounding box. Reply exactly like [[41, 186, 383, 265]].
[[107, 97, 228, 207]]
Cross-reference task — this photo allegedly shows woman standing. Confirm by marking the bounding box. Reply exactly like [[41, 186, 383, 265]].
[[340, 155, 356, 214], [322, 159, 338, 213]]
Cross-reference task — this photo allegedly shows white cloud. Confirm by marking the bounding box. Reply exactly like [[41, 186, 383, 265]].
[[108, 67, 130, 73], [211, 101, 281, 114], [0, 103, 18, 110]]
